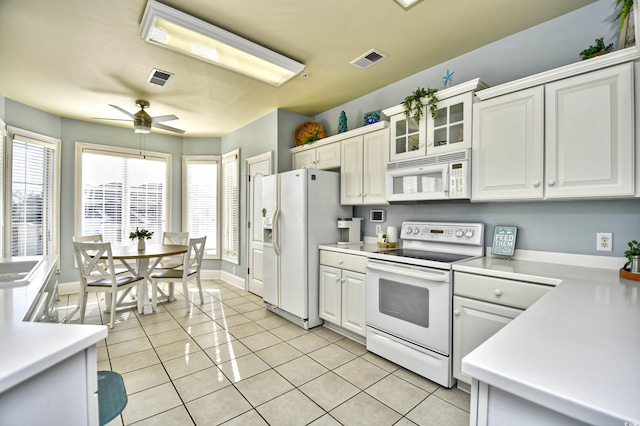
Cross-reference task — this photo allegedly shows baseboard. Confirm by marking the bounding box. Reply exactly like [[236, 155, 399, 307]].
[[58, 269, 243, 295]]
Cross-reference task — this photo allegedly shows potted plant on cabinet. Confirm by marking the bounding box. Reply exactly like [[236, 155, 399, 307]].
[[129, 227, 154, 251], [616, 0, 634, 31], [579, 37, 614, 60], [402, 87, 439, 126]]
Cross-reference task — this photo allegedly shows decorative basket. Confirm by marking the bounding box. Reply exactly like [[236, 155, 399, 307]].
[[294, 120, 326, 147], [377, 242, 399, 248]]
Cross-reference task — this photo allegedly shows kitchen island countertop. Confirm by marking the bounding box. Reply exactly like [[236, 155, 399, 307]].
[[454, 256, 640, 424], [0, 256, 107, 394]]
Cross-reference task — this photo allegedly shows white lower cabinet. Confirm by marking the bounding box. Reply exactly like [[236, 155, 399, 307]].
[[453, 296, 522, 387], [319, 250, 366, 337], [453, 272, 553, 389]]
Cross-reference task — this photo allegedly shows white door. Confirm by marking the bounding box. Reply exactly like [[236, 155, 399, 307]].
[[319, 265, 341, 325], [340, 136, 363, 205], [363, 129, 389, 205], [341, 270, 366, 336], [545, 63, 634, 198], [472, 86, 544, 201], [246, 152, 272, 296]]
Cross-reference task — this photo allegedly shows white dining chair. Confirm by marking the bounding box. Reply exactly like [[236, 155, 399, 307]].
[[156, 231, 189, 270], [73, 241, 144, 328], [150, 236, 206, 310]]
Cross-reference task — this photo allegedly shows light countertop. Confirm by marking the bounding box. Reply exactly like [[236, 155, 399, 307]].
[[454, 257, 640, 424], [0, 256, 107, 393], [319, 242, 392, 255]]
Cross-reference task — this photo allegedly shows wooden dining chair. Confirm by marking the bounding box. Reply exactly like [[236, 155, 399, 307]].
[[151, 236, 206, 310], [73, 241, 144, 328]]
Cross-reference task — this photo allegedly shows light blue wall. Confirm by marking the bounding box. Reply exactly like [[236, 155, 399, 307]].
[[315, 0, 619, 135], [3, 99, 217, 283], [312, 0, 639, 262]]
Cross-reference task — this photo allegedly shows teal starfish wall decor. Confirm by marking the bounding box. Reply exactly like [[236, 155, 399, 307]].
[[442, 69, 454, 87]]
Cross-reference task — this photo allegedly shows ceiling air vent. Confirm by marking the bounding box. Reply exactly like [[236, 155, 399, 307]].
[[350, 49, 387, 69], [147, 68, 174, 87]]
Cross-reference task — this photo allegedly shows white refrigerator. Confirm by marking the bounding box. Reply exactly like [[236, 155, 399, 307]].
[[262, 169, 352, 329]]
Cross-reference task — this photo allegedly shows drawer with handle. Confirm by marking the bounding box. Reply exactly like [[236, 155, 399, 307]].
[[320, 250, 367, 273], [454, 272, 552, 310]]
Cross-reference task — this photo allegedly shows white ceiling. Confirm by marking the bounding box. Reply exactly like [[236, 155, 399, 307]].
[[0, 0, 594, 137]]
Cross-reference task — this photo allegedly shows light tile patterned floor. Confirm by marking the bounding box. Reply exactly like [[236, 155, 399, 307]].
[[59, 279, 470, 425]]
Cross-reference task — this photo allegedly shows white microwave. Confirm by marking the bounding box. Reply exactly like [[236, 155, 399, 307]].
[[385, 150, 470, 202]]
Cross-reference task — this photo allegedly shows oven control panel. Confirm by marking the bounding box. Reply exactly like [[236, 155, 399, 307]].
[[401, 222, 484, 246]]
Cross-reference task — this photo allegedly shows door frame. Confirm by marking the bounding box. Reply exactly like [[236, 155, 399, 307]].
[[244, 151, 273, 293]]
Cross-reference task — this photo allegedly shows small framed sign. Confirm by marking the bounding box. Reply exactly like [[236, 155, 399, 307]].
[[491, 226, 518, 257]]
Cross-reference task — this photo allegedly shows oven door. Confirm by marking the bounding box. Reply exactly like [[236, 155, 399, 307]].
[[366, 259, 451, 355]]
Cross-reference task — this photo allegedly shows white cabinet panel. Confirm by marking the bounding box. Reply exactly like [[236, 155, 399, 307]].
[[453, 296, 522, 387], [340, 129, 389, 205], [545, 63, 634, 198], [319, 265, 341, 325], [341, 270, 366, 336], [472, 87, 544, 201]]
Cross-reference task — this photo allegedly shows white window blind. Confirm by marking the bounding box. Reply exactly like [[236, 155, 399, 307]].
[[78, 144, 169, 246], [222, 149, 239, 264], [9, 131, 60, 257], [0, 122, 5, 257], [183, 156, 219, 257]]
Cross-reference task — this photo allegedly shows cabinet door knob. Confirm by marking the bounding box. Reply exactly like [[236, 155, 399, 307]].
[[340, 278, 345, 283], [454, 310, 460, 316], [533, 180, 540, 187], [494, 289, 502, 296], [363, 193, 367, 197], [548, 179, 556, 186], [338, 260, 344, 264]]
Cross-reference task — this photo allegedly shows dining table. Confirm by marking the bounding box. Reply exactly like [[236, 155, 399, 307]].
[[105, 244, 188, 314]]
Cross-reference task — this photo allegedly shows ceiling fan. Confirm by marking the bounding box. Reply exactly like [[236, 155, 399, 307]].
[[96, 100, 185, 134]]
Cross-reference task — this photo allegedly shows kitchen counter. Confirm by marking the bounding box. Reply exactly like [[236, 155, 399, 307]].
[[0, 256, 107, 394], [454, 257, 640, 424], [319, 242, 391, 255]]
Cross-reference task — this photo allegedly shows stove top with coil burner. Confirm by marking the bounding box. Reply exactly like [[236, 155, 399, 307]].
[[367, 221, 485, 269]]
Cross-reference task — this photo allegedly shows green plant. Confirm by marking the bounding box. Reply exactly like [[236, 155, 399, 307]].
[[302, 129, 321, 145], [129, 227, 154, 240], [615, 0, 634, 31], [579, 37, 614, 60], [624, 239, 640, 268], [402, 87, 439, 125]]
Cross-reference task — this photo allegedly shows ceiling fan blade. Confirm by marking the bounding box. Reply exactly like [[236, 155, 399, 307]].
[[109, 104, 136, 119], [91, 117, 133, 122], [151, 114, 179, 123], [152, 122, 185, 134]]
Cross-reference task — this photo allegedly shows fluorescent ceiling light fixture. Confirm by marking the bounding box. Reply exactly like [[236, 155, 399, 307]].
[[139, 0, 305, 86], [395, 0, 420, 8]]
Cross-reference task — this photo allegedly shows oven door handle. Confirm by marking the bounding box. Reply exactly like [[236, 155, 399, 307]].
[[367, 261, 448, 282]]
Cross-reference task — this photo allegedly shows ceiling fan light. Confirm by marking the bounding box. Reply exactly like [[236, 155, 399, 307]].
[[134, 124, 151, 134], [139, 0, 305, 86]]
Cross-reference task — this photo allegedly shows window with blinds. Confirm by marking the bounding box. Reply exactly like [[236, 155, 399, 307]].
[[222, 149, 239, 264], [8, 129, 60, 257], [183, 156, 219, 258], [76, 143, 170, 246]]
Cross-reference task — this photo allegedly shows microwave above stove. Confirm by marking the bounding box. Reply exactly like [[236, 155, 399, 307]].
[[385, 149, 470, 202]]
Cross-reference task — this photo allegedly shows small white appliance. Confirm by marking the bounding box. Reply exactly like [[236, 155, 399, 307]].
[[366, 221, 484, 388], [385, 149, 470, 202], [262, 169, 351, 329], [337, 218, 363, 245]]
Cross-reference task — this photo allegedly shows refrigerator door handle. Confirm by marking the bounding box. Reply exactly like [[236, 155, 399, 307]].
[[273, 208, 281, 256]]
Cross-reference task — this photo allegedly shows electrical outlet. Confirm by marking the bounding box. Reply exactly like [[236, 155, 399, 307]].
[[597, 232, 613, 252], [376, 225, 382, 235]]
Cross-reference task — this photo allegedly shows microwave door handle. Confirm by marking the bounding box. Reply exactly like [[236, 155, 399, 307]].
[[442, 165, 450, 193], [367, 261, 448, 282]]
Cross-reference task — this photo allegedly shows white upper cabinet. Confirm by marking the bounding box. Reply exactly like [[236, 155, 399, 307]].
[[340, 128, 389, 205], [472, 87, 545, 201], [427, 92, 474, 155], [292, 141, 341, 170], [387, 110, 426, 162], [473, 62, 634, 201], [544, 63, 634, 199]]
